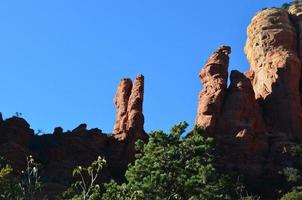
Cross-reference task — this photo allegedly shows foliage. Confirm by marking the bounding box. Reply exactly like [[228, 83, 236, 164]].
[[0, 155, 42, 200], [280, 1, 302, 10], [290, 145, 302, 157], [0, 157, 17, 200], [19, 155, 42, 200], [281, 190, 302, 200], [280, 167, 301, 183], [14, 112, 23, 117], [281, 3, 291, 10], [235, 180, 260, 200], [103, 122, 239, 200], [59, 156, 106, 200]]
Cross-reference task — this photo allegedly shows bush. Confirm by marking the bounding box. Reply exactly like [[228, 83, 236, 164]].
[[0, 155, 42, 200], [281, 190, 302, 200], [280, 167, 301, 183], [281, 3, 290, 10], [102, 122, 239, 200]]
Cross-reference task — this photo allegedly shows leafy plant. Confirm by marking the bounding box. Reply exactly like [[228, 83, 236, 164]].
[[281, 3, 290, 10], [281, 189, 302, 200], [103, 122, 239, 200], [290, 145, 302, 157], [0, 158, 15, 200], [0, 155, 42, 200], [280, 167, 301, 183], [60, 156, 106, 200], [19, 155, 42, 200]]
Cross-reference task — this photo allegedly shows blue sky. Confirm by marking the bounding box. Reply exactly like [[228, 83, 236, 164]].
[[0, 0, 287, 134]]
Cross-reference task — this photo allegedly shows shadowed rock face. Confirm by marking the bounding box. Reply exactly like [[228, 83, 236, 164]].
[[113, 75, 147, 141], [245, 8, 302, 139], [216, 70, 266, 139], [195, 46, 230, 135]]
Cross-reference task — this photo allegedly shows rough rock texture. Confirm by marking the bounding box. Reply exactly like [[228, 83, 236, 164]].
[[245, 8, 302, 139], [215, 70, 266, 142], [195, 46, 230, 135], [288, 4, 302, 105], [113, 78, 133, 140], [196, 7, 302, 198], [113, 74, 147, 141], [214, 70, 268, 191], [110, 75, 148, 177]]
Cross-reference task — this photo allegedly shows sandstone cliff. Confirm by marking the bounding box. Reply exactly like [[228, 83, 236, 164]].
[[196, 6, 302, 198]]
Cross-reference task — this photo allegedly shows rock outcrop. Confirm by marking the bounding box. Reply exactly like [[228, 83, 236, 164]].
[[196, 6, 302, 198], [113, 74, 147, 141], [113, 78, 133, 140], [195, 46, 230, 135], [245, 8, 302, 139]]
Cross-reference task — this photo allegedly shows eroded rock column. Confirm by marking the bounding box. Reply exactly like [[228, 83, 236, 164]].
[[113, 78, 133, 140], [113, 75, 147, 141], [127, 75, 146, 139], [195, 45, 230, 135]]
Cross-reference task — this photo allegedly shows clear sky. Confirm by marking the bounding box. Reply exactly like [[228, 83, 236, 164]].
[[0, 0, 288, 134]]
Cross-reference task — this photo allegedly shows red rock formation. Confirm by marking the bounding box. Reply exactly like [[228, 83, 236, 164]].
[[288, 4, 302, 104], [195, 45, 230, 135], [195, 7, 302, 198], [214, 70, 268, 183], [245, 8, 302, 139], [113, 78, 133, 140], [127, 75, 146, 139], [53, 127, 63, 136], [216, 70, 266, 140], [113, 75, 147, 141]]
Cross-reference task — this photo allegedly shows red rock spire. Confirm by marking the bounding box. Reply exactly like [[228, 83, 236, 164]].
[[113, 74, 146, 141], [195, 45, 230, 135]]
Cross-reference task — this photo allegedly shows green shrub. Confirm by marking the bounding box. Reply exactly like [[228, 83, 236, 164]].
[[281, 190, 302, 200], [280, 167, 301, 183], [102, 122, 238, 200], [0, 155, 42, 200], [281, 3, 290, 10]]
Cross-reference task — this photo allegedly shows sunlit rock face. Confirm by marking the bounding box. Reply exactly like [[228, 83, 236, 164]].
[[195, 45, 230, 136], [245, 8, 302, 139], [113, 74, 147, 141], [196, 7, 302, 198]]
